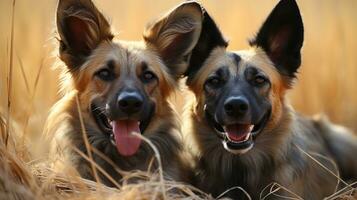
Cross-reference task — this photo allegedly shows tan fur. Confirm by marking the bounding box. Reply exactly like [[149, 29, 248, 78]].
[[46, 0, 203, 186]]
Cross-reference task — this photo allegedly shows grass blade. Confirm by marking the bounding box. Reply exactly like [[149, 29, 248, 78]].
[[5, 0, 16, 147]]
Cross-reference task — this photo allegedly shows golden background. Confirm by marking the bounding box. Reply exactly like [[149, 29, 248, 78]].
[[0, 0, 356, 155]]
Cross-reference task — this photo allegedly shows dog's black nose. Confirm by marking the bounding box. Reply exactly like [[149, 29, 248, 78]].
[[117, 91, 143, 114], [224, 96, 249, 116]]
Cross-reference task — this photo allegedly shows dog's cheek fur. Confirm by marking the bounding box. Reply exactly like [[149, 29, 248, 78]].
[[155, 77, 176, 118], [152, 66, 175, 100], [245, 48, 289, 132], [140, 52, 177, 116], [261, 71, 286, 132], [268, 71, 291, 133], [71, 72, 103, 112], [266, 86, 284, 131]]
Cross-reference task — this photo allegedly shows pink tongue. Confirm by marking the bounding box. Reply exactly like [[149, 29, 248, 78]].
[[225, 124, 251, 142], [112, 120, 141, 156]]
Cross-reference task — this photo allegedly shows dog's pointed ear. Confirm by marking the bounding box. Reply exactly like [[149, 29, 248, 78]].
[[57, 0, 113, 70], [249, 0, 304, 78], [185, 10, 228, 83], [143, 1, 203, 79]]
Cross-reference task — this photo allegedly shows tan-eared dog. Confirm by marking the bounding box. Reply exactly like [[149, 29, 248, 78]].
[[184, 0, 357, 199], [45, 0, 203, 186]]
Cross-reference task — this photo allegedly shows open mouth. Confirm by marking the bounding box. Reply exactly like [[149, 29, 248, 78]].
[[222, 124, 255, 154], [91, 103, 143, 156], [206, 109, 271, 154]]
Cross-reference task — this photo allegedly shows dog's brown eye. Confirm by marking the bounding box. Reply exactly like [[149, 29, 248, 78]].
[[141, 71, 156, 83], [95, 68, 115, 81], [254, 75, 267, 85], [209, 78, 220, 85], [206, 77, 223, 88]]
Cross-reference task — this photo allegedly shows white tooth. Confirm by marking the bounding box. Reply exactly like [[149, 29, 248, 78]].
[[224, 132, 229, 140], [244, 132, 251, 141], [110, 134, 115, 146], [223, 126, 227, 132], [249, 125, 254, 132]]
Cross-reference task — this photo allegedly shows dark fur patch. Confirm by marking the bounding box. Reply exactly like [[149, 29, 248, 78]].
[[185, 11, 228, 82], [229, 53, 241, 67], [249, 0, 303, 78]]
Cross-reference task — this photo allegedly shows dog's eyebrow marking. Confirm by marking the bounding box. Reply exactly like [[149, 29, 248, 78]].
[[246, 64, 259, 71], [107, 60, 115, 69], [229, 53, 241, 67], [244, 65, 261, 76], [141, 62, 148, 71], [215, 66, 229, 79], [244, 66, 258, 77], [215, 67, 224, 75]]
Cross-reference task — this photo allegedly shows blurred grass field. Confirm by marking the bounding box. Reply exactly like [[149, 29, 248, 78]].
[[0, 0, 357, 199], [1, 0, 357, 156]]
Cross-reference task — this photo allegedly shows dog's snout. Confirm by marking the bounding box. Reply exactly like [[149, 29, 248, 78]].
[[117, 91, 143, 114], [224, 96, 249, 116]]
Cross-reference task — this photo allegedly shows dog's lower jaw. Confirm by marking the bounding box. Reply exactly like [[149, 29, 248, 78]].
[[204, 108, 271, 155], [222, 140, 254, 154]]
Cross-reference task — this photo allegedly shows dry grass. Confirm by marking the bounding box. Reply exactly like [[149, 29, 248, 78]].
[[0, 0, 356, 199], [0, 113, 214, 200], [1, 118, 356, 199]]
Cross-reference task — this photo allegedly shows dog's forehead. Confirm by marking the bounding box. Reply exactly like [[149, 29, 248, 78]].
[[111, 40, 148, 67], [200, 48, 274, 75], [200, 47, 235, 74], [200, 48, 271, 75], [115, 40, 167, 74], [233, 48, 279, 77], [83, 40, 163, 74], [233, 49, 267, 69]]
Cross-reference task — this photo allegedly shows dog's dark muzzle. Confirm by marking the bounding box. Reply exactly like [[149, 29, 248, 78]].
[[205, 104, 271, 154]]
